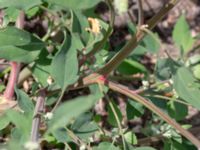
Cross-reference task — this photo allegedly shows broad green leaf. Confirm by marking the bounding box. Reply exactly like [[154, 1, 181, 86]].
[[93, 142, 120, 150], [107, 100, 122, 127], [0, 26, 30, 46], [172, 15, 195, 53], [48, 94, 100, 132], [117, 59, 147, 75], [15, 88, 34, 113], [167, 101, 188, 121], [0, 115, 9, 130], [0, 35, 45, 63], [51, 32, 81, 90], [173, 67, 200, 110], [47, 0, 101, 10], [0, 0, 42, 11]]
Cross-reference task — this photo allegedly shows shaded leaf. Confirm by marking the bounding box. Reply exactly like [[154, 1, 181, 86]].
[[117, 59, 147, 75], [107, 100, 122, 127]]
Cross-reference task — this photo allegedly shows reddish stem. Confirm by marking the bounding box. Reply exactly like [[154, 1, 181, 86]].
[[3, 62, 21, 100]]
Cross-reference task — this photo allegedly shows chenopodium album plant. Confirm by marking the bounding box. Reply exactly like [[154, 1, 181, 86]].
[[0, 0, 200, 149]]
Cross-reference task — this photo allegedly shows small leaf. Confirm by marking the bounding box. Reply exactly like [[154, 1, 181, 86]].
[[52, 128, 70, 143], [0, 0, 42, 11], [173, 67, 200, 110], [117, 59, 147, 75], [126, 100, 144, 120], [172, 15, 195, 53], [107, 100, 122, 127], [51, 32, 81, 90], [15, 88, 34, 113], [124, 131, 137, 145], [47, 0, 101, 10]]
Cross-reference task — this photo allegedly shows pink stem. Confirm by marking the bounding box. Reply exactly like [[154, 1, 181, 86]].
[[3, 62, 21, 100]]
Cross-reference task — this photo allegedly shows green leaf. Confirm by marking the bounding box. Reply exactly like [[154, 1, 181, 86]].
[[5, 110, 32, 138], [173, 67, 200, 110], [167, 101, 188, 121], [93, 142, 120, 150], [124, 131, 137, 145], [0, 35, 45, 63], [0, 27, 31, 46], [47, 0, 101, 10], [0, 115, 9, 130], [51, 32, 80, 90], [0, 0, 42, 11], [126, 100, 144, 120], [48, 94, 100, 132], [52, 128, 70, 143], [172, 15, 195, 53], [155, 58, 180, 80], [192, 64, 200, 79], [117, 59, 147, 75], [107, 100, 122, 127], [15, 88, 34, 113]]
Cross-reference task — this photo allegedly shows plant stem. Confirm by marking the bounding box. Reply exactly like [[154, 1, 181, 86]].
[[137, 0, 144, 26], [3, 11, 25, 100], [98, 0, 179, 76], [96, 79, 200, 148], [30, 89, 46, 142], [107, 97, 127, 150], [3, 62, 21, 100]]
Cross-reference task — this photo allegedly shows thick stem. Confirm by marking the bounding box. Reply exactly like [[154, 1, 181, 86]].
[[30, 89, 46, 142], [3, 62, 21, 100], [98, 0, 179, 76]]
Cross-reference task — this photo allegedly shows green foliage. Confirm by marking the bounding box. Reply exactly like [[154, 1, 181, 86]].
[[47, 0, 102, 10], [51, 32, 80, 90], [172, 15, 195, 54], [0, 0, 42, 10], [173, 67, 200, 110], [1, 1, 200, 150]]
